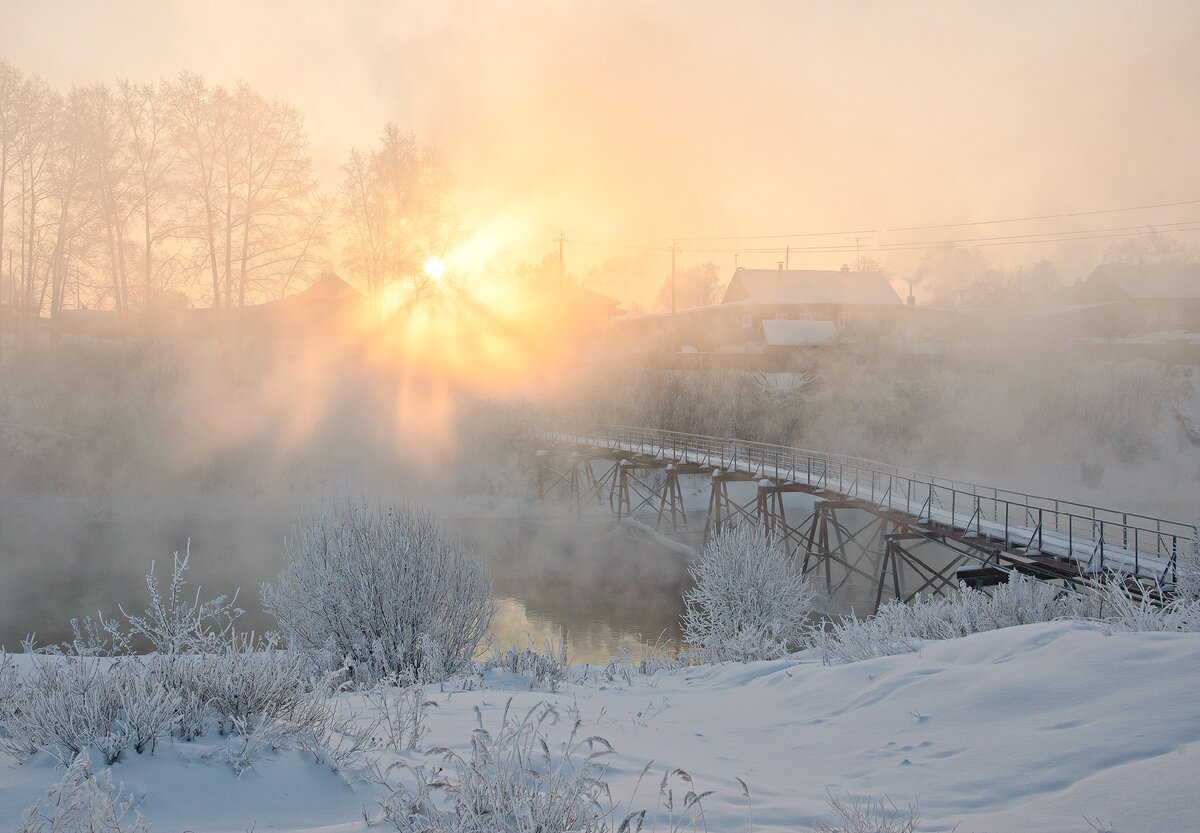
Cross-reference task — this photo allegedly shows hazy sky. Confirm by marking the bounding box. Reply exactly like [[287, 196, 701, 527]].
[[3, 0, 1198, 298]]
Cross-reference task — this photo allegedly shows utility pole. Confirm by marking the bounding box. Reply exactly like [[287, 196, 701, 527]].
[[670, 239, 679, 315], [846, 236, 873, 270], [557, 231, 566, 303], [785, 245, 790, 270]]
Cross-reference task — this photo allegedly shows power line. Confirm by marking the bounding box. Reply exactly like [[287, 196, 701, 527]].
[[679, 222, 1200, 256], [563, 197, 1200, 244]]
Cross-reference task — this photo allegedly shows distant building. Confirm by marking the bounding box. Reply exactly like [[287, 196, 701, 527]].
[[611, 266, 904, 351], [720, 267, 904, 332], [1076, 263, 1200, 334]]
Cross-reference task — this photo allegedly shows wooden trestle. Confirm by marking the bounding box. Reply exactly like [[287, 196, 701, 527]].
[[521, 438, 1163, 613]]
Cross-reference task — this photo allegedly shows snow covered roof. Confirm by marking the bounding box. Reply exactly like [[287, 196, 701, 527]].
[[722, 269, 903, 306], [611, 299, 750, 323], [1086, 263, 1200, 300], [761, 318, 837, 346]]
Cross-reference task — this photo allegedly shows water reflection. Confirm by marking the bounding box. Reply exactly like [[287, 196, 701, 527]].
[[0, 492, 690, 662]]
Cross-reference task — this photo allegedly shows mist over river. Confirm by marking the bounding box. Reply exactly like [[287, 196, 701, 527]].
[[0, 490, 688, 662]]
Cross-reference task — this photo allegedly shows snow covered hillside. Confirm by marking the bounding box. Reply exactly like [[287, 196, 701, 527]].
[[3, 621, 1197, 832]]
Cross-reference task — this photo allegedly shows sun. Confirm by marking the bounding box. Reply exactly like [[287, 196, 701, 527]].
[[424, 256, 447, 281]]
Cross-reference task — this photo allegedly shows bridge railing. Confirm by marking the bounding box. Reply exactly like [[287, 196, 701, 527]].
[[539, 423, 1193, 585]]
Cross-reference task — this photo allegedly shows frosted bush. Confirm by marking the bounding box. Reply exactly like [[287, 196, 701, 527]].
[[16, 756, 149, 833], [1176, 522, 1200, 601], [378, 702, 614, 833], [482, 637, 571, 690], [1, 642, 329, 767], [815, 793, 919, 833], [682, 526, 816, 662], [1095, 581, 1200, 632], [119, 549, 242, 655], [52, 550, 242, 658], [368, 685, 434, 752], [810, 571, 1196, 665], [171, 645, 312, 736], [1, 656, 140, 764], [263, 503, 495, 686]]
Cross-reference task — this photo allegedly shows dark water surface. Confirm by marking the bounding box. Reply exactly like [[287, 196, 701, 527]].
[[0, 491, 688, 663]]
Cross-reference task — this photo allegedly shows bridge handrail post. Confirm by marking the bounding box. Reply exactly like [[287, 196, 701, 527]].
[[1099, 520, 1105, 573], [1134, 527, 1139, 578]]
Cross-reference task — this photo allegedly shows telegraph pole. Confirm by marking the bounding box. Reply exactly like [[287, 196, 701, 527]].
[[557, 231, 566, 303], [670, 239, 679, 315], [785, 244, 790, 270], [846, 236, 873, 270]]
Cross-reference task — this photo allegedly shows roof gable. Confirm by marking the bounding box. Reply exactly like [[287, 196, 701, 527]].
[[722, 269, 902, 306], [1086, 263, 1200, 300]]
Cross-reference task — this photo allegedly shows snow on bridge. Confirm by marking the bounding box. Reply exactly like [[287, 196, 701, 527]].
[[529, 424, 1192, 604]]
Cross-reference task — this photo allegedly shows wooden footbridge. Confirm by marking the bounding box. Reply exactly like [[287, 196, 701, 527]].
[[522, 424, 1192, 611]]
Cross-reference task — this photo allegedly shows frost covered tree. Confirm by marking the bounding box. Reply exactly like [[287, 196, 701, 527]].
[[262, 503, 494, 685], [682, 525, 816, 663]]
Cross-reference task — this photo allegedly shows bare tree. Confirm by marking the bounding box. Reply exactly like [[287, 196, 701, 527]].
[[167, 71, 228, 308], [0, 60, 25, 318], [46, 89, 100, 324], [652, 261, 721, 311], [169, 75, 323, 309], [11, 73, 62, 321], [228, 85, 322, 306], [76, 83, 135, 312], [117, 80, 181, 312], [340, 124, 454, 302], [1103, 228, 1194, 265]]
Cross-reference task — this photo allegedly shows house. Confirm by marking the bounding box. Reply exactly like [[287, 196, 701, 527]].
[[608, 266, 905, 352], [720, 267, 904, 332], [1075, 263, 1200, 334]]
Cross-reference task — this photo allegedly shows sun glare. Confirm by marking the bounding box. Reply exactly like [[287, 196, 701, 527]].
[[424, 256, 447, 280]]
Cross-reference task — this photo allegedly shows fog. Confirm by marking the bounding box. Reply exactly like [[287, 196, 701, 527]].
[[4, 1, 1200, 302], [0, 2, 1198, 659]]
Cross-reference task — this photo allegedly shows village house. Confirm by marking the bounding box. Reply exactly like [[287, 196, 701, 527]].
[[1072, 263, 1200, 335], [611, 265, 906, 351]]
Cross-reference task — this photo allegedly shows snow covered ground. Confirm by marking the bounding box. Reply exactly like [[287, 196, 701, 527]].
[[3, 620, 1197, 832]]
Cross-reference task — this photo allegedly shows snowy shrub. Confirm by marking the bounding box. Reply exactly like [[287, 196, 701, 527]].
[[52, 550, 242, 658], [263, 503, 495, 686], [164, 645, 312, 736], [0, 651, 17, 723], [1, 656, 142, 764], [482, 638, 571, 690], [16, 756, 149, 833], [1176, 522, 1200, 602], [815, 793, 920, 833], [810, 571, 1197, 665], [367, 685, 435, 752], [1095, 580, 1200, 632], [682, 526, 816, 662], [808, 573, 1082, 664], [0, 644, 329, 767], [377, 702, 614, 833], [118, 549, 242, 655]]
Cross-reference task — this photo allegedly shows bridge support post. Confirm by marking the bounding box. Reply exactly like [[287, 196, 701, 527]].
[[703, 470, 759, 543], [655, 464, 688, 532]]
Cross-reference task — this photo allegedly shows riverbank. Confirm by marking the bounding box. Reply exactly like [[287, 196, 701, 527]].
[[3, 620, 1197, 832]]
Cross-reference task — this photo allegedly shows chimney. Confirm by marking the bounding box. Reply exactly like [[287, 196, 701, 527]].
[[906, 280, 916, 306], [777, 261, 784, 271]]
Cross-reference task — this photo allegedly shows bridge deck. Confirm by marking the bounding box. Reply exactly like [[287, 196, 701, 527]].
[[541, 425, 1189, 586]]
